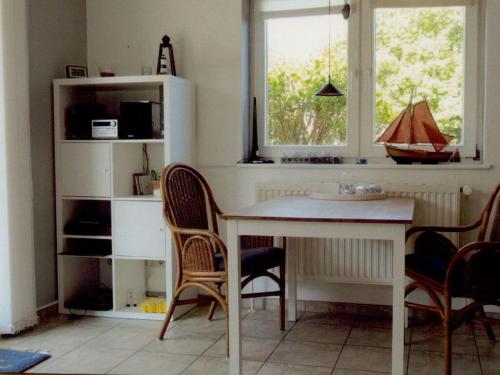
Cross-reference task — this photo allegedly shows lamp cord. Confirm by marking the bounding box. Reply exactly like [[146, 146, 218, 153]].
[[328, 0, 331, 83]]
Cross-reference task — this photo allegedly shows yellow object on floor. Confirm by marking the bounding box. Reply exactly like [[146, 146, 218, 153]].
[[140, 298, 167, 313]]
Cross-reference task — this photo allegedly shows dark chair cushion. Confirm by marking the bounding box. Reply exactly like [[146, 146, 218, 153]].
[[215, 246, 285, 276], [406, 231, 465, 294], [414, 231, 457, 257], [406, 253, 466, 293]]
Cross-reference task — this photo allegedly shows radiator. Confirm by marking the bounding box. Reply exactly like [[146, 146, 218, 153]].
[[256, 183, 460, 285]]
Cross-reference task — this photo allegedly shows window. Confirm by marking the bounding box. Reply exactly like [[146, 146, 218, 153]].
[[252, 0, 360, 156], [252, 0, 482, 159]]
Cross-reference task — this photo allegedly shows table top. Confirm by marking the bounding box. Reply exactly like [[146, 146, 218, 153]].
[[222, 196, 415, 224]]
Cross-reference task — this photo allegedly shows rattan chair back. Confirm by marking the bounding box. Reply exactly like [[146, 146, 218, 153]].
[[161, 164, 221, 273]]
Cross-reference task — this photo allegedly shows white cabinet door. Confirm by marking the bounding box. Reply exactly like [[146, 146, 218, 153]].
[[113, 201, 167, 259], [60, 143, 111, 197]]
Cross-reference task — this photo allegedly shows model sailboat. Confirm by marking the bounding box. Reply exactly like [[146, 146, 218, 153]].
[[377, 93, 460, 164]]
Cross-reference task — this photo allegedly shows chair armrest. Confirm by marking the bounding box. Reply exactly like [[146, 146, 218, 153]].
[[172, 227, 228, 269], [405, 222, 480, 242], [444, 241, 500, 290]]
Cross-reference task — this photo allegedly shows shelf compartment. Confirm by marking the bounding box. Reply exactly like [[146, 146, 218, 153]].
[[114, 259, 166, 313], [56, 78, 164, 141], [112, 143, 164, 197], [60, 238, 112, 257], [62, 256, 113, 311], [63, 199, 111, 237]]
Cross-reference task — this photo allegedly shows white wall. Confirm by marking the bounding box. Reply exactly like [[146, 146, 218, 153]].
[[86, 0, 500, 305], [0, 0, 38, 333], [28, 0, 87, 308], [87, 0, 247, 166]]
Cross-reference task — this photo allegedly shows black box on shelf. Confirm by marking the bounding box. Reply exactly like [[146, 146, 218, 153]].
[[119, 101, 161, 139], [66, 103, 106, 140]]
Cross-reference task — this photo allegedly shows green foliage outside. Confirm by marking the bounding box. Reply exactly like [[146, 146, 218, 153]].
[[266, 7, 464, 146]]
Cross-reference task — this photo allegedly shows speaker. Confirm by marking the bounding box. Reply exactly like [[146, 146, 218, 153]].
[[119, 101, 160, 139], [67, 103, 106, 140]]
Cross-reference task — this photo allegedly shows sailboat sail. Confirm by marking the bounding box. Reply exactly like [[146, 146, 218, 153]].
[[411, 101, 453, 151], [376, 100, 453, 152]]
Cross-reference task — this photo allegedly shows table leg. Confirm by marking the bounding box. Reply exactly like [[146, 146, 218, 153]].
[[287, 245, 297, 322], [392, 225, 406, 375], [227, 220, 242, 375]]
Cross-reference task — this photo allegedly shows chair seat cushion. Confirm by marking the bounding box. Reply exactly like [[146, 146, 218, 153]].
[[406, 253, 453, 283], [215, 247, 285, 276], [406, 253, 466, 292]]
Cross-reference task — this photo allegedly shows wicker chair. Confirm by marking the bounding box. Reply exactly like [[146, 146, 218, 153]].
[[158, 163, 286, 352], [405, 183, 500, 375]]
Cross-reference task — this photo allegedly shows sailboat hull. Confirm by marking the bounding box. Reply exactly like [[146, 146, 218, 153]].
[[385, 145, 460, 164]]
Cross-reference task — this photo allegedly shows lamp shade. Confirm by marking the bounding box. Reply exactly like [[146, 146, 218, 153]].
[[315, 81, 344, 96]]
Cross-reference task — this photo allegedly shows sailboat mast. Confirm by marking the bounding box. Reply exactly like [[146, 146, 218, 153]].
[[407, 88, 416, 149]]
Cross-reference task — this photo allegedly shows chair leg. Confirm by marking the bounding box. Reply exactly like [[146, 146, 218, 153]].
[[477, 305, 496, 342], [279, 261, 285, 331], [207, 301, 217, 321], [444, 295, 452, 375], [159, 293, 179, 340], [225, 307, 229, 358]]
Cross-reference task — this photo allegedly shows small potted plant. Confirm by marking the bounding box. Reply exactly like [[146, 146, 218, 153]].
[[150, 170, 161, 196]]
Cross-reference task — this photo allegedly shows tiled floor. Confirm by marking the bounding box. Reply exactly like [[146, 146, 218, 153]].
[[1, 306, 499, 374]]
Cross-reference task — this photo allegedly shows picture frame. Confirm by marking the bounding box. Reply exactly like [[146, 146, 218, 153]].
[[66, 65, 88, 78]]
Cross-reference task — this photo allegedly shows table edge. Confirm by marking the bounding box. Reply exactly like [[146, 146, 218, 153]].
[[220, 214, 413, 224]]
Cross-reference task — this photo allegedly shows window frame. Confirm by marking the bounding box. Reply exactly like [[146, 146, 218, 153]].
[[251, 0, 483, 160], [360, 0, 482, 158], [251, 0, 361, 158]]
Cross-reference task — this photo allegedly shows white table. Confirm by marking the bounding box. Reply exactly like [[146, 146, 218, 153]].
[[222, 196, 415, 375]]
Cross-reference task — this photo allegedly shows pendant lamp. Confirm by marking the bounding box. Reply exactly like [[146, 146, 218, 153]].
[[316, 0, 344, 97]]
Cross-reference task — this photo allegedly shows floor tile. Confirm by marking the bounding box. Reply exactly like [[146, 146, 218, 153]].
[[332, 369, 390, 375], [142, 328, 220, 356], [299, 312, 356, 326], [407, 350, 481, 375], [245, 309, 303, 322], [182, 356, 262, 375], [69, 316, 123, 329], [15, 323, 110, 349], [480, 355, 500, 375], [411, 332, 475, 355], [257, 362, 332, 375], [268, 340, 342, 367], [411, 321, 472, 336], [346, 327, 394, 348], [286, 322, 350, 345], [475, 335, 500, 357], [473, 320, 500, 337], [109, 350, 197, 375], [83, 326, 155, 351], [354, 315, 392, 329], [335, 345, 392, 373], [172, 314, 227, 337], [305, 301, 358, 315], [205, 336, 280, 362], [242, 319, 291, 340], [116, 318, 166, 331], [40, 346, 134, 374]]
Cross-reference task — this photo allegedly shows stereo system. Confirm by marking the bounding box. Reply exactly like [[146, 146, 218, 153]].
[[66, 101, 161, 140], [91, 119, 118, 139]]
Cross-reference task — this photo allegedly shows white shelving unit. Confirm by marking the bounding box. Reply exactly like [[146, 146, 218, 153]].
[[53, 75, 196, 320]]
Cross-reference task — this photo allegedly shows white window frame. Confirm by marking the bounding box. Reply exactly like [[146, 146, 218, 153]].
[[251, 0, 483, 160], [360, 0, 482, 158], [251, 0, 361, 158]]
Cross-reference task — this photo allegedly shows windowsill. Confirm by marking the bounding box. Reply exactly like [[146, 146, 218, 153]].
[[236, 161, 492, 170]]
